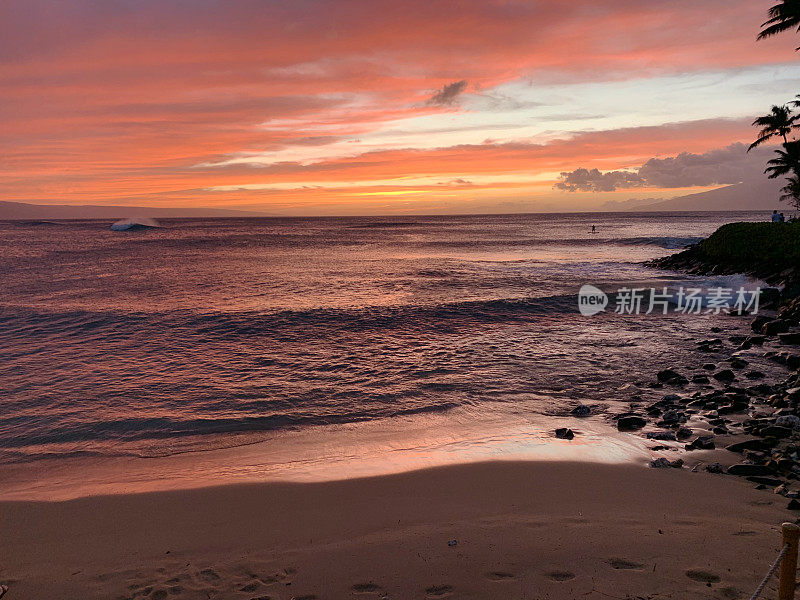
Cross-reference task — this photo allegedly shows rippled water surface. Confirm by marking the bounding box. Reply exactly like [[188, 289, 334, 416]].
[[0, 211, 767, 466]]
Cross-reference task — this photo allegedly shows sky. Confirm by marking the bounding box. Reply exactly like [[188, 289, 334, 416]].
[[1, 0, 799, 215]]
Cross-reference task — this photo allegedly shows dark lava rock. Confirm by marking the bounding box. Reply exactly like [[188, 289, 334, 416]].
[[789, 499, 800, 510], [729, 358, 748, 369], [762, 425, 792, 439], [727, 464, 776, 477], [764, 319, 792, 336], [751, 315, 773, 333], [745, 370, 766, 380], [692, 374, 710, 384], [788, 355, 800, 370], [555, 428, 575, 440], [705, 463, 724, 473], [685, 436, 715, 451], [617, 415, 647, 431], [702, 363, 716, 371], [657, 368, 682, 382], [650, 457, 684, 469], [746, 476, 784, 486], [646, 431, 677, 441], [676, 427, 693, 440], [726, 439, 768, 453], [748, 335, 766, 345], [713, 369, 736, 382], [571, 405, 591, 417], [780, 333, 800, 345]]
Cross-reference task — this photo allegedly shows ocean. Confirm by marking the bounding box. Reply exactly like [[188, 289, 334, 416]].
[[0, 211, 777, 495]]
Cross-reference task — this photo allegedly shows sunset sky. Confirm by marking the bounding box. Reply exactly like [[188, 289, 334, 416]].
[[2, 0, 800, 215]]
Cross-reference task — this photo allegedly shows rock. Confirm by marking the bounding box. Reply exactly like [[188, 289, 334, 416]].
[[657, 368, 682, 381], [571, 405, 591, 417], [776, 415, 800, 429], [650, 457, 683, 469], [711, 327, 722, 333], [747, 335, 766, 345], [726, 439, 768, 453], [727, 464, 777, 477], [555, 428, 575, 440], [713, 369, 736, 382], [646, 431, 677, 441], [788, 355, 800, 370], [764, 319, 792, 336], [676, 427, 693, 440], [657, 369, 688, 384], [685, 436, 715, 451], [660, 410, 682, 425], [752, 315, 773, 333], [762, 425, 792, 439], [747, 476, 784, 486], [705, 463, 724, 473], [789, 499, 800, 510], [745, 370, 765, 380], [702, 363, 716, 371], [780, 333, 800, 345], [692, 374, 710, 384], [617, 415, 647, 431], [729, 358, 748, 369]]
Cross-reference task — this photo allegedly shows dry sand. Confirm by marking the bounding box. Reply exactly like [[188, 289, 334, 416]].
[[0, 460, 794, 599]]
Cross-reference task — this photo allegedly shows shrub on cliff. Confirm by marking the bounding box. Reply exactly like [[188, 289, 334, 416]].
[[699, 222, 800, 268]]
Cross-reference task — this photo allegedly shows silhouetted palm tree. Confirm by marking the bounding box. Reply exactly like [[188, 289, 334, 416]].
[[757, 0, 800, 47], [765, 140, 800, 178], [779, 174, 800, 210], [749, 105, 798, 150]]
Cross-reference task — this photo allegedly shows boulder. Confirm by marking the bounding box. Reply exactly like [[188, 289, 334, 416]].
[[685, 436, 715, 451], [762, 425, 792, 439], [764, 319, 791, 336], [751, 315, 773, 333], [713, 369, 736, 382], [571, 405, 591, 417], [617, 415, 647, 431], [555, 428, 575, 440], [727, 464, 776, 477], [779, 333, 800, 345], [726, 439, 768, 453], [650, 457, 683, 469], [646, 431, 677, 441]]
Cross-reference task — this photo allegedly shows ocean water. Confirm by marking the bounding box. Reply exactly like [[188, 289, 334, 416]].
[[0, 211, 770, 472]]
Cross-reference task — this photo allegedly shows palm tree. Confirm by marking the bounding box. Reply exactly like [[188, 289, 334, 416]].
[[757, 0, 800, 47], [765, 140, 800, 178], [749, 105, 798, 150], [779, 174, 800, 210]]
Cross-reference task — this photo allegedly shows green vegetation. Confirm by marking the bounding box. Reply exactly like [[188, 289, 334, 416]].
[[752, 2, 800, 211], [699, 221, 800, 267]]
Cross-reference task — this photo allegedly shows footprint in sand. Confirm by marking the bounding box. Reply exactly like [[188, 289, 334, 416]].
[[485, 571, 516, 581], [425, 584, 453, 597], [352, 583, 383, 594], [608, 558, 645, 570], [685, 569, 721, 584], [546, 571, 575, 581]]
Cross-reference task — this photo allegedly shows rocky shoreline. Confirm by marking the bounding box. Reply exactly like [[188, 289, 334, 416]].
[[555, 221, 800, 506], [616, 221, 800, 506]]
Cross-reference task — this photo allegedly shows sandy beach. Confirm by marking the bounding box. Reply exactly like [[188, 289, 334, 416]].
[[1, 460, 793, 600]]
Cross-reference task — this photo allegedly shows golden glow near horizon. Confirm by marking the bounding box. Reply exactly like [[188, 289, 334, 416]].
[[2, 0, 800, 214]]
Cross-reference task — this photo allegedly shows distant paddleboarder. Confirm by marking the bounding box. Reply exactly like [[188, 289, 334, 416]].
[[590, 225, 597, 234]]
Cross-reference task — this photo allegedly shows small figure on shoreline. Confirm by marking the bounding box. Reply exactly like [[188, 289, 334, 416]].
[[590, 225, 597, 234], [772, 209, 780, 222]]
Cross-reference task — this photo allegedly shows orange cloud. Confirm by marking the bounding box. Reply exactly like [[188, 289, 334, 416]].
[[0, 0, 791, 212]]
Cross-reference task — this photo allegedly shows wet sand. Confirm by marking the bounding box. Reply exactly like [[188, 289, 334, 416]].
[[0, 460, 793, 599]]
